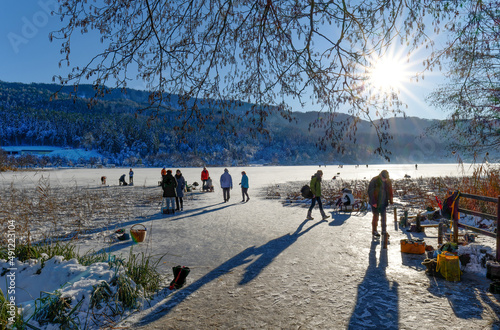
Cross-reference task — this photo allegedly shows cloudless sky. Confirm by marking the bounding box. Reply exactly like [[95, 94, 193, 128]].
[[1, 1, 448, 120]]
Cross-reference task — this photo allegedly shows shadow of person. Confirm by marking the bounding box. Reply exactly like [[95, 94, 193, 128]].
[[425, 273, 486, 320], [136, 219, 327, 326], [239, 218, 327, 285], [348, 240, 399, 329], [328, 212, 351, 227]]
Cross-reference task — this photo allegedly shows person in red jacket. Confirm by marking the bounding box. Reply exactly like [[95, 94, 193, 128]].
[[367, 170, 393, 237], [201, 167, 209, 191]]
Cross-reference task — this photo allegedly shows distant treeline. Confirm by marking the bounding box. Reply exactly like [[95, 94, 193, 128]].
[[0, 81, 454, 167]]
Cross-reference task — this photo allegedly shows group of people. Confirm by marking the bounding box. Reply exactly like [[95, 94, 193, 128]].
[[306, 169, 393, 238], [200, 167, 249, 203], [118, 169, 134, 186], [119, 166, 393, 239], [159, 166, 251, 214], [160, 168, 187, 214]]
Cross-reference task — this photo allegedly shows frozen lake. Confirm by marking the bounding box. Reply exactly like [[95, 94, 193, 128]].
[[0, 163, 485, 190]]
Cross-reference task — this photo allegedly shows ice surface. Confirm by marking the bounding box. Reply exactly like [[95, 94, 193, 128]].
[[1, 163, 499, 329]]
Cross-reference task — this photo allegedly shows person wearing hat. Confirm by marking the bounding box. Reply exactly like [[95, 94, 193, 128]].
[[220, 168, 233, 202], [368, 170, 394, 237], [240, 171, 249, 202], [307, 170, 330, 220]]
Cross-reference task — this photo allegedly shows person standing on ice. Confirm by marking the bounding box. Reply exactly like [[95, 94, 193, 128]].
[[129, 168, 134, 185], [368, 170, 393, 237], [201, 167, 210, 191], [240, 171, 249, 202], [307, 170, 330, 220], [162, 169, 178, 214], [175, 169, 186, 211], [220, 168, 233, 202]]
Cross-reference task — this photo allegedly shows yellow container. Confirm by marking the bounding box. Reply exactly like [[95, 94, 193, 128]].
[[436, 252, 461, 281]]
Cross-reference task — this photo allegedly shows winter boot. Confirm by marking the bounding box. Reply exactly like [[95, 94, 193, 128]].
[[321, 211, 330, 220], [306, 211, 314, 220]]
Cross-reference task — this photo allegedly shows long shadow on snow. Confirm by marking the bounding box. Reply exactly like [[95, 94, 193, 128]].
[[348, 240, 399, 329], [32, 202, 231, 247], [136, 218, 328, 326], [424, 265, 495, 319], [328, 212, 351, 227], [167, 202, 238, 222]]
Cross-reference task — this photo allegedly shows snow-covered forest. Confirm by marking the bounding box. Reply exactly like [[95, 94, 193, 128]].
[[0, 81, 455, 167]]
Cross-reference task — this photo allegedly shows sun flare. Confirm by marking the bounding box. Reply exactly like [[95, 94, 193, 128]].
[[368, 54, 411, 94]]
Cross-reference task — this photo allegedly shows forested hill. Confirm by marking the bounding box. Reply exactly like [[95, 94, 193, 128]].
[[0, 81, 451, 166]]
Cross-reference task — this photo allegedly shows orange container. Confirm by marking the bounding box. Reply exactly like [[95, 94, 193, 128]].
[[400, 239, 426, 254]]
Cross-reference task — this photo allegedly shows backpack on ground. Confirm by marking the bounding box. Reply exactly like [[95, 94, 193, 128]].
[[301, 185, 313, 199], [169, 265, 190, 290]]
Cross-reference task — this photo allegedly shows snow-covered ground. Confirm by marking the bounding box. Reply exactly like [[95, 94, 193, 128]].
[[2, 164, 500, 329]]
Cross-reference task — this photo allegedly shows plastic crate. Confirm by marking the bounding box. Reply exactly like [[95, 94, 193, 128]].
[[400, 239, 426, 254]]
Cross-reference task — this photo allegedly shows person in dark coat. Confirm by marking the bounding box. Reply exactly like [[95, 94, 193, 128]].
[[175, 169, 186, 211], [162, 169, 178, 214], [367, 170, 393, 237], [119, 174, 127, 186]]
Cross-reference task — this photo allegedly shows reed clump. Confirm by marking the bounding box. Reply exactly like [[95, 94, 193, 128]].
[[0, 178, 161, 245]]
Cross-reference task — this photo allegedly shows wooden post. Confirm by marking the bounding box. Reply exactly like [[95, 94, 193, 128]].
[[394, 207, 397, 223], [438, 222, 443, 245], [497, 196, 500, 261], [416, 213, 421, 233], [453, 195, 460, 243], [403, 210, 408, 228]]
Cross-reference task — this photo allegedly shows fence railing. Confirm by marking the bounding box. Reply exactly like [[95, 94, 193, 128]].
[[451, 192, 500, 261]]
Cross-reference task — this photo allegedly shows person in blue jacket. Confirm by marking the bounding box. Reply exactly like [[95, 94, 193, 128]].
[[220, 168, 233, 202], [240, 171, 249, 202]]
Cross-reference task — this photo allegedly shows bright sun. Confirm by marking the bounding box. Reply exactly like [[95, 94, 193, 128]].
[[368, 54, 411, 94]]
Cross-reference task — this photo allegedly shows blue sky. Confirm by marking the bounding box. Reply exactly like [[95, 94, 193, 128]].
[[1, 1, 448, 120]]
